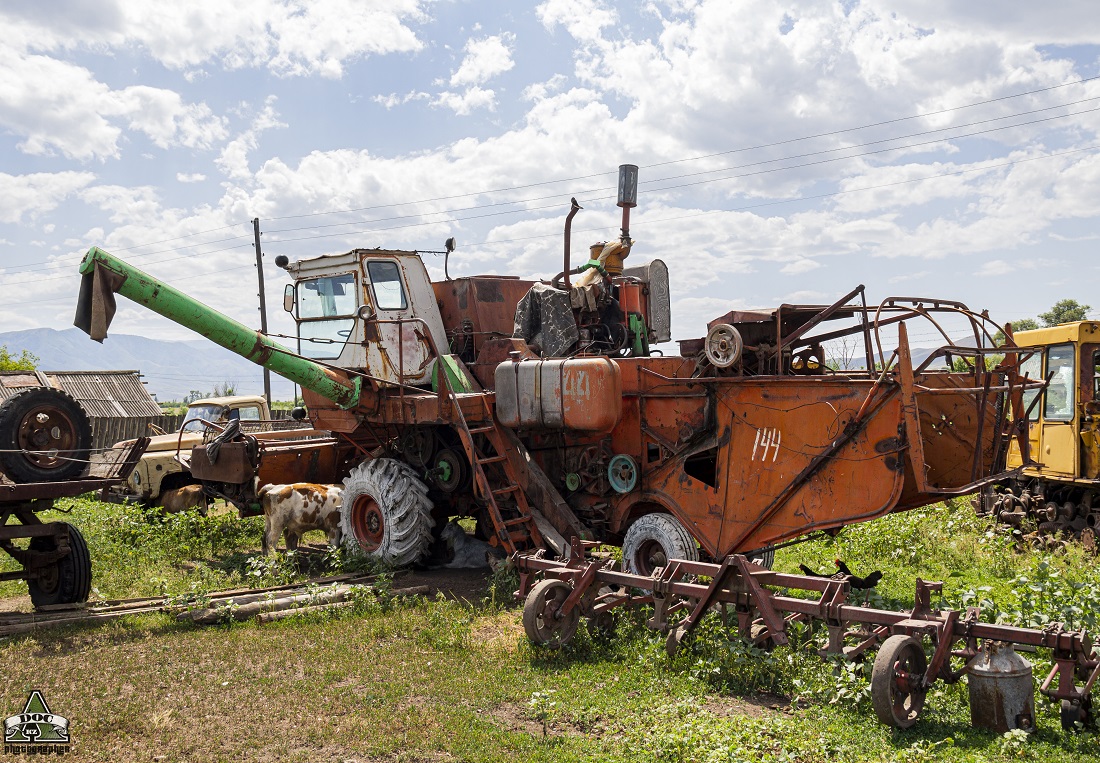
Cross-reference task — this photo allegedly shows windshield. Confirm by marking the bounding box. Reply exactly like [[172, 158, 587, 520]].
[[181, 404, 229, 432], [298, 273, 357, 318]]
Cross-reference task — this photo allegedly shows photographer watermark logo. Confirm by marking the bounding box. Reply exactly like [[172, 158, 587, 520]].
[[4, 691, 70, 755]]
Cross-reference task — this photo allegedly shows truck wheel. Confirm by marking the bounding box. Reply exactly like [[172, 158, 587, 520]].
[[622, 513, 699, 576], [340, 458, 434, 567], [0, 388, 92, 483], [28, 523, 92, 608]]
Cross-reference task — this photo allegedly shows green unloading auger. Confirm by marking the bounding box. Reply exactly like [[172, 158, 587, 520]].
[[75, 247, 361, 409]]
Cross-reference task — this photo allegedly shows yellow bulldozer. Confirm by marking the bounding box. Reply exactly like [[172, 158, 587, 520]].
[[981, 320, 1100, 547]]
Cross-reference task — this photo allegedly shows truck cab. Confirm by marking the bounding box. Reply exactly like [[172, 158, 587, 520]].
[[109, 395, 271, 504]]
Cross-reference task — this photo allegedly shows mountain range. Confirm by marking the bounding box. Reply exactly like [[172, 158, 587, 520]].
[[0, 327, 296, 403]]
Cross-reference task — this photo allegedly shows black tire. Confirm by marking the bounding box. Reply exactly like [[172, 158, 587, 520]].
[[622, 513, 700, 576], [340, 458, 434, 567], [0, 387, 92, 483], [28, 523, 92, 608]]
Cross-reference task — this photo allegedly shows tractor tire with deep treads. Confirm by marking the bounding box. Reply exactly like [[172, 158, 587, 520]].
[[340, 458, 434, 567], [622, 512, 700, 576], [0, 387, 92, 483], [28, 523, 92, 608]]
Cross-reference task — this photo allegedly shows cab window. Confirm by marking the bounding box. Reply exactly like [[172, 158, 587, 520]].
[[1019, 351, 1042, 421], [1092, 349, 1100, 400], [298, 274, 357, 318], [1044, 343, 1075, 421], [367, 261, 407, 310]]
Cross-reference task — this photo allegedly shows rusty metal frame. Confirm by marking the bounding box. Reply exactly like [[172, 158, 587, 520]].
[[514, 547, 1100, 715]]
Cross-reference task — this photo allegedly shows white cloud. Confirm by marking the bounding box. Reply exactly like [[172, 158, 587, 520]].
[[432, 87, 498, 115], [0, 171, 96, 224], [780, 258, 821, 275], [450, 34, 515, 87], [177, 173, 207, 183], [216, 97, 287, 180], [0, 48, 227, 160], [0, 1, 430, 78], [537, 0, 618, 43]]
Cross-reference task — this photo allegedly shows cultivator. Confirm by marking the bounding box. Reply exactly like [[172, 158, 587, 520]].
[[515, 540, 1099, 733]]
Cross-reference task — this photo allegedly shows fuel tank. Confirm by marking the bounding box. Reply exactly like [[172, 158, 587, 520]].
[[495, 357, 622, 433]]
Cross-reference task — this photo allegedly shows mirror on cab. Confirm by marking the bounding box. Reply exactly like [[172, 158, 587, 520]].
[[283, 283, 294, 313]]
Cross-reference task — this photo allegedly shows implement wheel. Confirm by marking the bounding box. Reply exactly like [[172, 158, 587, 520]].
[[28, 523, 92, 608], [871, 635, 928, 729], [523, 579, 579, 648], [340, 458, 434, 567], [0, 388, 91, 483]]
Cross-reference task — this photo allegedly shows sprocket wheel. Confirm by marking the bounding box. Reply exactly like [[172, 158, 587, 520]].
[[340, 458, 434, 567]]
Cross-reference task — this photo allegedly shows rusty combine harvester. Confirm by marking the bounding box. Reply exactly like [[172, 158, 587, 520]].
[[73, 165, 1083, 730]]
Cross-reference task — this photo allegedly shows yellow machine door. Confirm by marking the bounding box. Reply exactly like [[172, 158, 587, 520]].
[[1039, 343, 1077, 477]]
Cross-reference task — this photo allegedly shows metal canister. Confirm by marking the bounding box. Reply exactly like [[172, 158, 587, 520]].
[[967, 641, 1035, 733]]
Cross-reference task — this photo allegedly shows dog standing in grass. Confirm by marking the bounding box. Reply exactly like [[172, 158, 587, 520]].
[[258, 483, 344, 555]]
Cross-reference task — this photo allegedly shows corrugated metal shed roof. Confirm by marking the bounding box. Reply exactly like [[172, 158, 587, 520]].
[[0, 370, 161, 418]]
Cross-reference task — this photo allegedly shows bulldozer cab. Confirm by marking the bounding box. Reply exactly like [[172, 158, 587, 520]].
[[285, 250, 450, 387], [1008, 322, 1100, 480]]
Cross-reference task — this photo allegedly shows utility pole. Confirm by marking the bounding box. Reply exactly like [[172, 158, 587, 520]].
[[253, 217, 272, 409]]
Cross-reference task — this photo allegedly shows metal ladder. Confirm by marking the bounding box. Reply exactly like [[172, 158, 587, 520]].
[[448, 392, 544, 554]]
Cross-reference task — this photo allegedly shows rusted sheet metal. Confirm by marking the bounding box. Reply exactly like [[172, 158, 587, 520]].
[[634, 378, 905, 556], [472, 337, 537, 388], [433, 276, 537, 360]]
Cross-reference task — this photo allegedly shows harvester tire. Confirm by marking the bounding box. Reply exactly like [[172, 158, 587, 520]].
[[622, 513, 699, 576], [0, 387, 92, 483], [28, 523, 92, 609], [340, 458, 434, 567]]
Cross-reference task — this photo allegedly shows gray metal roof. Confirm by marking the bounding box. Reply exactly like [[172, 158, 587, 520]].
[[0, 370, 162, 418]]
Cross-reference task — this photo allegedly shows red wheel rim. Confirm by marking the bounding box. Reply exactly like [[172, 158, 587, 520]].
[[634, 539, 668, 576], [350, 494, 385, 552], [17, 405, 78, 470]]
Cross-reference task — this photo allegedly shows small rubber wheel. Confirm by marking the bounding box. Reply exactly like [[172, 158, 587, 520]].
[[0, 388, 92, 483], [622, 513, 699, 576], [28, 523, 92, 608], [1061, 696, 1094, 731], [871, 635, 928, 729], [523, 579, 579, 648]]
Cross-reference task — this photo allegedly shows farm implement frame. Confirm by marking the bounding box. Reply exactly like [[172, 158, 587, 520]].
[[514, 539, 1099, 732]]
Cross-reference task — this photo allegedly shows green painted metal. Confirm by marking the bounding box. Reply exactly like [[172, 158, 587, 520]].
[[78, 247, 361, 409], [431, 354, 474, 395]]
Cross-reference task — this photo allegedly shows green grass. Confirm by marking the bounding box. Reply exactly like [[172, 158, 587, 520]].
[[2, 497, 1100, 762]]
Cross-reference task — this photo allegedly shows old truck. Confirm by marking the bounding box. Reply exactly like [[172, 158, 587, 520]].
[[104, 394, 307, 509], [979, 320, 1100, 547], [73, 166, 1034, 571], [1, 373, 146, 606]]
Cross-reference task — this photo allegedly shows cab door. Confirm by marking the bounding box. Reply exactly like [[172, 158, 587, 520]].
[[1008, 349, 1043, 469], [360, 257, 449, 386], [1039, 343, 1077, 476]]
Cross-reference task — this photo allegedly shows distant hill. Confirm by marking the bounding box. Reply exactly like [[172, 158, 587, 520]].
[[0, 327, 295, 402]]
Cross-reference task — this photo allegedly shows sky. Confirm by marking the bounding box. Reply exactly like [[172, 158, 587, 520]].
[[2, 0, 1100, 393]]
